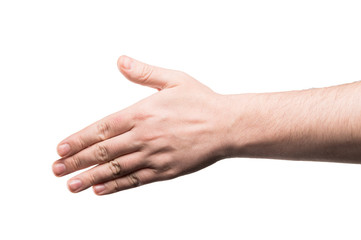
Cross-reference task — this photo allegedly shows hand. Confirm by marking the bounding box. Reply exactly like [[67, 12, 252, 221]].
[[52, 56, 232, 195]]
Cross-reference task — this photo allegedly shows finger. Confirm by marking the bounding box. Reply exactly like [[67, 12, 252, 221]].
[[66, 152, 146, 193], [53, 130, 138, 176], [92, 168, 158, 195], [117, 55, 185, 90], [57, 109, 134, 158]]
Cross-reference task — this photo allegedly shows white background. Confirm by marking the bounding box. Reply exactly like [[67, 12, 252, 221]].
[[1, 0, 361, 239]]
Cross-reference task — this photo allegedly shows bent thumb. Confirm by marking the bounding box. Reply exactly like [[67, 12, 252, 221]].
[[117, 55, 182, 90]]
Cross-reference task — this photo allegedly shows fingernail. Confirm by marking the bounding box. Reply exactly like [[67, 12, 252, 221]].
[[53, 163, 66, 176], [120, 56, 133, 70], [93, 184, 105, 194], [58, 143, 70, 157], [68, 179, 82, 192]]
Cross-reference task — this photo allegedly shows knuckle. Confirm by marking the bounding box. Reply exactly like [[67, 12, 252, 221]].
[[95, 144, 109, 163], [139, 64, 153, 83], [152, 161, 171, 174], [176, 70, 187, 77], [175, 70, 190, 80], [127, 173, 141, 187], [96, 121, 110, 141], [140, 132, 157, 143], [70, 154, 82, 170], [113, 180, 122, 192], [77, 135, 86, 149], [88, 173, 97, 186], [175, 70, 196, 86], [133, 112, 149, 121], [108, 160, 123, 177], [132, 112, 153, 127], [164, 168, 178, 180], [149, 155, 172, 171]]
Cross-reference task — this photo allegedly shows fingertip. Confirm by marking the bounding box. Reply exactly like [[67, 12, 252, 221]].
[[117, 55, 124, 70], [52, 162, 66, 177], [67, 179, 83, 193], [57, 143, 70, 157], [117, 55, 133, 71], [93, 184, 106, 195]]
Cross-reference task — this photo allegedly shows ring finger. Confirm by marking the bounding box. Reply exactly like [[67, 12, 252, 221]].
[[67, 152, 147, 193]]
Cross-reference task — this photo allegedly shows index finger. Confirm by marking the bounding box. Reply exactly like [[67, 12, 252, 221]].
[[57, 109, 134, 157]]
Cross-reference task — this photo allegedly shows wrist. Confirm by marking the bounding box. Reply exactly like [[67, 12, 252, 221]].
[[215, 93, 256, 159], [222, 92, 281, 159]]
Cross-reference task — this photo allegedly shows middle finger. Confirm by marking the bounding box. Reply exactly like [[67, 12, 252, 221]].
[[53, 130, 139, 176]]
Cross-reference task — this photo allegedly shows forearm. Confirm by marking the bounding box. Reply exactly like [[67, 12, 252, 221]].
[[227, 81, 361, 163]]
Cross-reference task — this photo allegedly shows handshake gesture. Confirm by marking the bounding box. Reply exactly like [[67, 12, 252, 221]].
[[53, 56, 361, 195], [53, 56, 232, 195]]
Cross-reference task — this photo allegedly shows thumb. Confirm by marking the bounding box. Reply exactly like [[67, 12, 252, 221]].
[[117, 55, 183, 90]]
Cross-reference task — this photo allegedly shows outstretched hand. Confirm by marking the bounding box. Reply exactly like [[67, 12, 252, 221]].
[[52, 56, 232, 195]]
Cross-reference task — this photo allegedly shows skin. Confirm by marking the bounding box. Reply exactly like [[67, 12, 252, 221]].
[[52, 55, 361, 195]]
